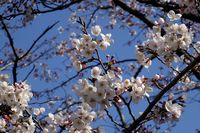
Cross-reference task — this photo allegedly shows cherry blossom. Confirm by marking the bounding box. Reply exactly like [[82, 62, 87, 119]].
[[91, 25, 101, 36], [165, 100, 182, 119]]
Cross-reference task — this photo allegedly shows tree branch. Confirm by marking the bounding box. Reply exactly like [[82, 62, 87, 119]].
[[1, 19, 18, 59], [124, 55, 200, 132], [105, 109, 124, 128], [136, 0, 200, 24], [113, 0, 154, 28], [2, 0, 83, 20], [112, 101, 126, 127]]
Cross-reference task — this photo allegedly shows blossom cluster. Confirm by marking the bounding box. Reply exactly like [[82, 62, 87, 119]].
[[152, 94, 185, 124], [66, 25, 112, 70], [43, 103, 96, 133], [165, 100, 182, 119], [124, 76, 153, 103], [137, 10, 193, 66], [0, 75, 34, 132], [73, 66, 153, 110], [43, 111, 69, 132], [73, 67, 120, 110], [68, 103, 96, 132]]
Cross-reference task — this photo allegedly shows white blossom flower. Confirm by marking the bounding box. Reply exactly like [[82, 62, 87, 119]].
[[96, 89, 106, 101], [91, 67, 101, 78], [160, 0, 170, 2], [167, 10, 182, 21], [165, 101, 182, 119], [101, 33, 112, 44], [89, 41, 97, 50], [86, 95, 97, 108], [95, 79, 108, 90], [84, 85, 97, 93], [144, 86, 153, 97], [124, 79, 131, 88], [99, 99, 111, 110], [82, 34, 92, 44], [99, 41, 110, 50], [73, 60, 83, 71], [105, 89, 115, 99], [83, 49, 93, 57], [0, 74, 9, 82], [33, 108, 41, 116], [83, 115, 94, 123], [131, 86, 145, 103], [71, 38, 81, 48], [82, 125, 93, 133], [107, 70, 116, 79], [39, 107, 45, 114], [46, 113, 55, 124], [33, 107, 45, 116], [158, 17, 165, 24], [91, 25, 101, 36], [76, 108, 88, 117], [136, 48, 152, 68]]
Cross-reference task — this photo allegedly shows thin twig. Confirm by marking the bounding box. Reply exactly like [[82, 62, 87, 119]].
[[104, 109, 124, 128], [119, 95, 136, 121], [23, 65, 36, 81], [86, 7, 100, 29], [95, 49, 107, 73], [112, 101, 126, 127], [19, 21, 59, 60]]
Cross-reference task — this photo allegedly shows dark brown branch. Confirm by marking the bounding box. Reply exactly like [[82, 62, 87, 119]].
[[2, 0, 83, 20], [104, 109, 124, 128], [112, 101, 126, 127], [36, 0, 83, 14], [134, 65, 143, 78], [116, 59, 137, 64], [23, 65, 35, 81], [0, 19, 18, 59], [134, 55, 156, 78], [113, 0, 154, 28], [12, 60, 18, 83], [24, 109, 44, 132], [124, 55, 200, 132], [136, 0, 200, 23], [1, 19, 19, 83], [95, 49, 107, 73], [86, 7, 100, 29], [119, 95, 136, 121]]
